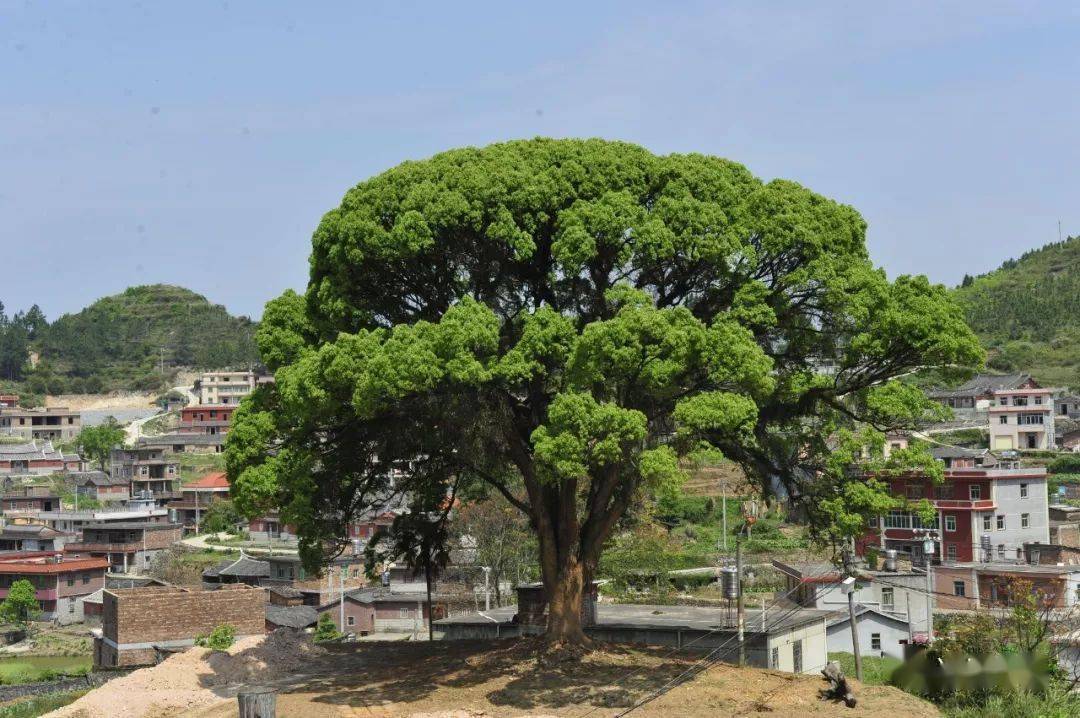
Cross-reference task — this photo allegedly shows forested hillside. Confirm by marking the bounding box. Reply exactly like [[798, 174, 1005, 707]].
[[955, 236, 1080, 388], [0, 285, 259, 396]]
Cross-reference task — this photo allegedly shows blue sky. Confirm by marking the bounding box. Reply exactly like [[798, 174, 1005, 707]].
[[2, 2, 1078, 320]]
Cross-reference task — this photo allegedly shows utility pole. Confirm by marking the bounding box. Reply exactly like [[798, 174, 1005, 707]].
[[736, 535, 745, 667], [915, 527, 937, 643], [843, 549, 863, 681], [338, 565, 345, 634], [425, 549, 434, 641], [722, 486, 728, 552], [481, 566, 491, 611]]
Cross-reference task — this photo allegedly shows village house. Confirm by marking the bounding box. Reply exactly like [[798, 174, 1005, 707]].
[[93, 584, 265, 668], [0, 553, 108, 623], [265, 604, 318, 631], [0, 485, 62, 514], [0, 524, 69, 552], [136, 433, 224, 454], [0, 396, 17, 409], [1049, 505, 1080, 547], [826, 606, 913, 660], [1024, 542, 1080, 566], [193, 370, 259, 406], [247, 513, 297, 543], [861, 452, 1049, 564], [177, 405, 237, 437], [168, 471, 231, 532], [318, 585, 448, 635], [201, 554, 270, 588], [108, 447, 179, 502], [63, 521, 183, 573], [0, 441, 83, 476], [934, 562, 1080, 610], [989, 387, 1056, 450], [927, 373, 1040, 420], [35, 501, 169, 534], [0, 406, 82, 442], [72, 471, 131, 504], [772, 560, 925, 644]]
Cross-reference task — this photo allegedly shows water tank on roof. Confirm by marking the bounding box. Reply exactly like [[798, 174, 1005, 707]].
[[883, 549, 898, 572], [720, 566, 739, 600]]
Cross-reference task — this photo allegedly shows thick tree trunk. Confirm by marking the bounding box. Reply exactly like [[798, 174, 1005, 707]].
[[544, 556, 589, 645]]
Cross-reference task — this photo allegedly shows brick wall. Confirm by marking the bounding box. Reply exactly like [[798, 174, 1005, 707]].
[[142, 525, 183, 550], [98, 585, 264, 668], [933, 566, 978, 609]]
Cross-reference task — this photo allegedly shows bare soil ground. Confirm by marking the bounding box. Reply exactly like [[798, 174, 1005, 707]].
[[47, 633, 939, 718], [44, 392, 157, 411]]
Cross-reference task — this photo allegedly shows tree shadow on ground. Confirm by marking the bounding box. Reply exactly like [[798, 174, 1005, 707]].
[[222, 638, 709, 713]]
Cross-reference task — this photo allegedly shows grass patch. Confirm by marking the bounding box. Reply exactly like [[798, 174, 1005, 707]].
[[827, 652, 901, 686], [0, 690, 88, 718]]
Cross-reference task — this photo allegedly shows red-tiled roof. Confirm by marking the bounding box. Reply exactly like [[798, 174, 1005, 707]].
[[0, 554, 109, 574], [187, 472, 231, 490]]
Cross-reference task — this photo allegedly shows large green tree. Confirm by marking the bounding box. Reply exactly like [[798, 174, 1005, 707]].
[[227, 139, 981, 644], [76, 419, 126, 471]]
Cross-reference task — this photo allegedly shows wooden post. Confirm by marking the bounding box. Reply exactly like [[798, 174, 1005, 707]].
[[238, 686, 277, 718]]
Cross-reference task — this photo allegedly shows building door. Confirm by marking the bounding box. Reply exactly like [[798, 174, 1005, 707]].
[[1027, 433, 1038, 449], [792, 640, 803, 673]]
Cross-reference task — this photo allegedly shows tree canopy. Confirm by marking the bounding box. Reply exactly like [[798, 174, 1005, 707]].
[[227, 138, 982, 643], [76, 419, 126, 471], [0, 579, 40, 627]]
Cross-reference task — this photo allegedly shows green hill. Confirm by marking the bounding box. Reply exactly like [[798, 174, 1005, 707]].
[[955, 236, 1080, 389], [31, 285, 259, 393]]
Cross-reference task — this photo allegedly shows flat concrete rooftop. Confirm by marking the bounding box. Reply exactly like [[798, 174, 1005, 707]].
[[436, 602, 831, 635]]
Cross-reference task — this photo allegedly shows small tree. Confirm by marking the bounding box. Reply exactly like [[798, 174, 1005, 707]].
[[0, 579, 41, 628], [314, 613, 341, 642], [76, 419, 126, 471], [200, 499, 242, 534]]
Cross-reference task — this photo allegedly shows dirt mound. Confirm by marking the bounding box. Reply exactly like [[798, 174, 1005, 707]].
[[45, 630, 323, 718]]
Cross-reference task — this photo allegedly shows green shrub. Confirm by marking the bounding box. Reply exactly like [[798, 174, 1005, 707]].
[[194, 624, 235, 651], [1048, 454, 1080, 474], [314, 613, 342, 642]]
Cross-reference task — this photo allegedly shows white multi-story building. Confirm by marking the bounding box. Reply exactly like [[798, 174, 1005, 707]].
[[193, 370, 256, 406], [989, 387, 1055, 450]]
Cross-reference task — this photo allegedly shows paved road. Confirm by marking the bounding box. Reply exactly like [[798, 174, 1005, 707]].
[[122, 383, 197, 444]]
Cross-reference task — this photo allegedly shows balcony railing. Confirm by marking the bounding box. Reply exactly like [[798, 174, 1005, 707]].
[[932, 499, 996, 510], [65, 541, 140, 553]]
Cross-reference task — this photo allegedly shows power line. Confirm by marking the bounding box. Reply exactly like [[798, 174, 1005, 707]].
[[601, 577, 847, 718], [571, 564, 845, 718]]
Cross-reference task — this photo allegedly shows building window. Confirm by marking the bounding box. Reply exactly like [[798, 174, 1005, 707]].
[[954, 581, 966, 597], [945, 515, 957, 532], [1021, 513, 1030, 528], [82, 574, 89, 584], [771, 646, 779, 669], [999, 415, 1008, 424], [1035, 396, 1043, 405], [982, 514, 992, 531], [1020, 483, 1028, 498], [346, 616, 355, 627], [998, 544, 1005, 558], [868, 516, 879, 528], [881, 587, 894, 611], [871, 633, 882, 651], [66, 576, 74, 587], [68, 601, 75, 614], [399, 607, 411, 618], [947, 544, 957, 561], [906, 485, 922, 499], [970, 485, 982, 501], [997, 515, 1005, 530], [793, 640, 803, 673]]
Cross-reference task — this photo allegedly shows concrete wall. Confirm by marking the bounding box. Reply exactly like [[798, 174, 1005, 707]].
[[96, 585, 265, 668], [826, 614, 910, 660], [766, 620, 828, 674]]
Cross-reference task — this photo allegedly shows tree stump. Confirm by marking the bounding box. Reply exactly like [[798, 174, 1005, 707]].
[[820, 661, 857, 708], [238, 686, 277, 718]]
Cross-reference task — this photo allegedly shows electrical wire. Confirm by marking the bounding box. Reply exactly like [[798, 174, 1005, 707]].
[[570, 564, 846, 718]]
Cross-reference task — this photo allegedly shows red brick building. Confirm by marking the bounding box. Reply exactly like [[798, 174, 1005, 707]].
[[169, 471, 231, 532], [0, 441, 83, 477], [178, 405, 236, 436], [318, 587, 448, 635], [0, 553, 108, 623], [860, 449, 1049, 564], [64, 522, 183, 574]]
